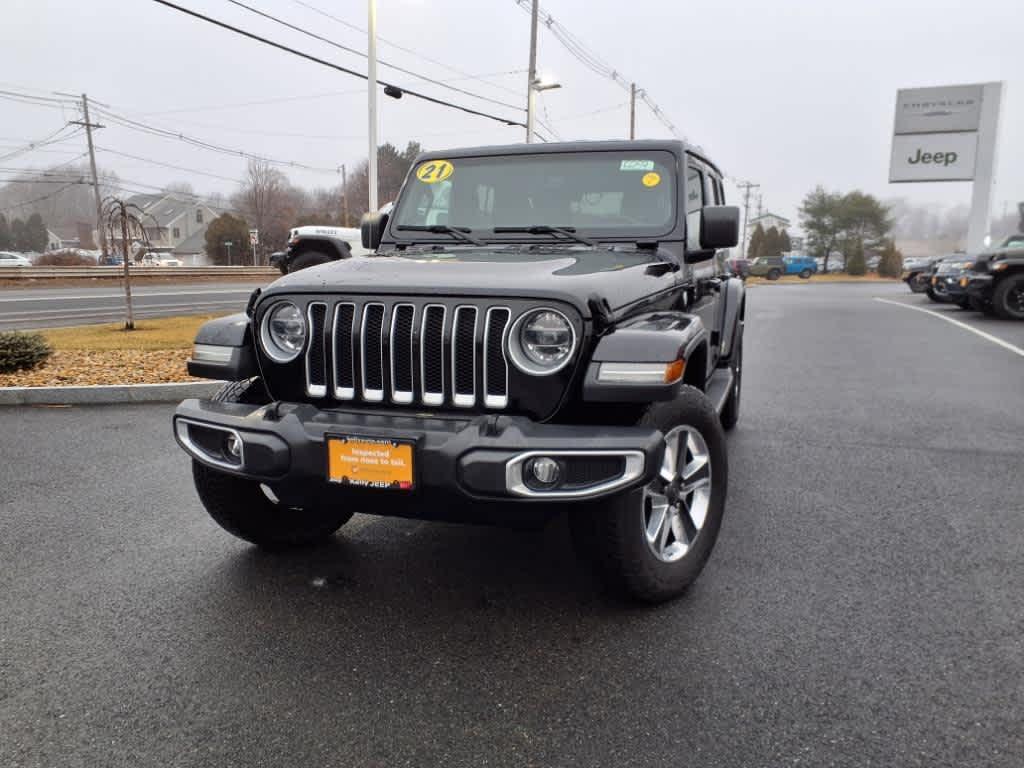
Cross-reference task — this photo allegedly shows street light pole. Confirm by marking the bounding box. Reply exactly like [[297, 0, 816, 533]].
[[629, 83, 637, 139], [367, 0, 379, 211], [525, 0, 539, 143]]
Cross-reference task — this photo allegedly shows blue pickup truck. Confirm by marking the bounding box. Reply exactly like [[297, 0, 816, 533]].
[[748, 255, 818, 280]]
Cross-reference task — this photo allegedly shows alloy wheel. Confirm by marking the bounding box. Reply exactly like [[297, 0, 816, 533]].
[[643, 426, 712, 563]]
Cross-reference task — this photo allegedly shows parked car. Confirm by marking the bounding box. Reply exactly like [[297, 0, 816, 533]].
[[749, 254, 817, 279], [962, 234, 1024, 320], [98, 254, 124, 266], [0, 251, 32, 267], [276, 224, 375, 274], [161, 257, 183, 267], [902, 255, 940, 293], [725, 256, 750, 278], [927, 255, 974, 307], [173, 139, 746, 603]]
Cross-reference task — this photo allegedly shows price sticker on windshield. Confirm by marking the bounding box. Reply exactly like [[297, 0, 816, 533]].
[[416, 160, 454, 184], [642, 172, 661, 188]]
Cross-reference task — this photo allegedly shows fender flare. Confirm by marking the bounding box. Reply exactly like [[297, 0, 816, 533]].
[[583, 311, 709, 402], [188, 312, 259, 380], [718, 276, 745, 363], [288, 235, 352, 262]]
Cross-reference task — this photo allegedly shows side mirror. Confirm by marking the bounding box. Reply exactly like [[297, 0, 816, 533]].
[[361, 211, 389, 250], [699, 205, 740, 250]]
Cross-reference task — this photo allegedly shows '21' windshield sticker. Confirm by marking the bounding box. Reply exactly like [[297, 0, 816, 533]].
[[416, 160, 454, 184], [620, 159, 655, 171]]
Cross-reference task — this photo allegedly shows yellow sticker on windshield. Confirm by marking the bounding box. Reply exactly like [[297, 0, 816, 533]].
[[642, 172, 661, 188], [416, 160, 454, 184]]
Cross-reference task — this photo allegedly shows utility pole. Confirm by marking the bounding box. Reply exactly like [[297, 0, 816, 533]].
[[525, 0, 539, 143], [341, 164, 350, 227], [66, 93, 107, 257], [629, 83, 637, 139], [367, 0, 379, 212], [736, 181, 760, 259]]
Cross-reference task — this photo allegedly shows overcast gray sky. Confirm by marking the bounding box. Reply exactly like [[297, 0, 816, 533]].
[[3, 0, 1021, 230]]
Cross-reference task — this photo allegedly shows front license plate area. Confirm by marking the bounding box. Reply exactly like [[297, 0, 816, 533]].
[[327, 436, 415, 490]]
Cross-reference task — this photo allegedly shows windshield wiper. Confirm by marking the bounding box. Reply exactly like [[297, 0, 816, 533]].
[[396, 224, 485, 246], [493, 225, 596, 247]]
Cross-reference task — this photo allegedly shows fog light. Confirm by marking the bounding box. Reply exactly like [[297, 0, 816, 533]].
[[224, 434, 242, 460], [527, 456, 561, 486]]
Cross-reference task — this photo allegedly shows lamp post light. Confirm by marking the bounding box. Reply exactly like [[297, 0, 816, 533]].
[[526, 77, 561, 143]]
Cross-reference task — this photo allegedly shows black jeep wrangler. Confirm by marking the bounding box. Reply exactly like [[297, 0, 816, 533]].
[[173, 140, 746, 602], [962, 234, 1024, 319]]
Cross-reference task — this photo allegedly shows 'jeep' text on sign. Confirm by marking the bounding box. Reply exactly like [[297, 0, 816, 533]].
[[889, 132, 978, 183]]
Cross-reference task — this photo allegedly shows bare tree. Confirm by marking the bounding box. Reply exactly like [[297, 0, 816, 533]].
[[102, 197, 153, 330], [234, 159, 294, 263]]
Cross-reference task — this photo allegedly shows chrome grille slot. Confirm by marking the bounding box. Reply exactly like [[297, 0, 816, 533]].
[[483, 307, 510, 408], [452, 306, 478, 408], [361, 303, 386, 402], [390, 304, 415, 404], [332, 302, 356, 399], [305, 302, 327, 397], [420, 305, 446, 406]]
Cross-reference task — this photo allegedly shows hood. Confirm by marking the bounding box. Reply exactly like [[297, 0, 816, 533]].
[[263, 245, 679, 316]]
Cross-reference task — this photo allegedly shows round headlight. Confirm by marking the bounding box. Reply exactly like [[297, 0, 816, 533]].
[[509, 308, 576, 375], [261, 302, 306, 362]]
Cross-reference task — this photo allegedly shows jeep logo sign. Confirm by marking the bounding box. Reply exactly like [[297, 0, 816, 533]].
[[889, 132, 978, 183]]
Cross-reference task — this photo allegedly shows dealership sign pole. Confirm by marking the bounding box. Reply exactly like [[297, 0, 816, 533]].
[[889, 82, 1004, 252]]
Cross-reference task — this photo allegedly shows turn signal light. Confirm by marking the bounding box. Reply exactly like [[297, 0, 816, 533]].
[[597, 359, 686, 385]]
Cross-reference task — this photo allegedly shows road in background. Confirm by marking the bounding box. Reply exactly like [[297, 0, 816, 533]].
[[0, 281, 262, 329], [1, 283, 1022, 767]]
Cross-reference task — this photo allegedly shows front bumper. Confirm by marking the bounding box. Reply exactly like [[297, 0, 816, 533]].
[[963, 273, 994, 300], [931, 273, 968, 299], [173, 399, 663, 512]]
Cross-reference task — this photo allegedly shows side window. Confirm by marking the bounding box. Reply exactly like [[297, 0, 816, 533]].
[[195, 209, 204, 224], [686, 166, 705, 251]]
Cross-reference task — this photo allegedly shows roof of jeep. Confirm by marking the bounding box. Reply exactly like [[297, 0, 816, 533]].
[[413, 139, 723, 177]]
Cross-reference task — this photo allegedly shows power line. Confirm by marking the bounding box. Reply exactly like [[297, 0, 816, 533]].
[[0, 124, 79, 164], [95, 146, 243, 183], [292, 0, 524, 98], [91, 105, 340, 174], [225, 0, 523, 112], [511, 0, 682, 139], [149, 0, 527, 129], [0, 181, 82, 213]]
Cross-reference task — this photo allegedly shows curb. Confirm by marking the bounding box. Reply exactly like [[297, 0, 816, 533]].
[[0, 381, 226, 406]]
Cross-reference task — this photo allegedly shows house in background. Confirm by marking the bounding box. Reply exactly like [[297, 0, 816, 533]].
[[123, 192, 223, 265], [46, 225, 81, 251], [747, 212, 791, 235]]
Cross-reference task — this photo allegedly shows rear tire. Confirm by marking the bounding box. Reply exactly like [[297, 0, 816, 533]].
[[799, 268, 812, 279], [767, 269, 781, 281], [191, 378, 353, 548], [571, 386, 728, 603], [992, 274, 1024, 320]]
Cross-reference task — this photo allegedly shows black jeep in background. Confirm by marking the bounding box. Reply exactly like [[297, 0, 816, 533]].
[[173, 140, 746, 602], [963, 234, 1024, 320]]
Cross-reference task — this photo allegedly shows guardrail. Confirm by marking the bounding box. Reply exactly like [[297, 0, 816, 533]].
[[0, 266, 277, 280]]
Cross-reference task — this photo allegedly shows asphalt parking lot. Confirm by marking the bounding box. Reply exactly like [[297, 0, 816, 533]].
[[2, 282, 1021, 767]]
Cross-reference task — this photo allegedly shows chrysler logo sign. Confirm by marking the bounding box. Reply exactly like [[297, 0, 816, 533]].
[[894, 85, 984, 134]]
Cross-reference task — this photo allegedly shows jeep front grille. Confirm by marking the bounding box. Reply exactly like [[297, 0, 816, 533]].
[[306, 300, 512, 409]]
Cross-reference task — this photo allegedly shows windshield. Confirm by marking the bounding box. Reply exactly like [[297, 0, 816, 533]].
[[392, 150, 677, 241]]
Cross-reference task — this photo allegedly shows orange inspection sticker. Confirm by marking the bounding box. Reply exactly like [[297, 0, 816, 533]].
[[327, 436, 415, 490], [642, 172, 661, 187], [415, 160, 454, 184]]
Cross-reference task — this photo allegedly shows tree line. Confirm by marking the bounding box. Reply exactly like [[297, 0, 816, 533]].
[[746, 224, 792, 260], [798, 186, 901, 275], [0, 213, 49, 253]]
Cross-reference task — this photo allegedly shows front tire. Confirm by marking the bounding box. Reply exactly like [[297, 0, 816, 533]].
[[799, 268, 812, 279], [191, 379, 353, 548], [572, 387, 728, 602], [907, 273, 928, 293], [992, 274, 1024, 320], [926, 286, 946, 303]]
